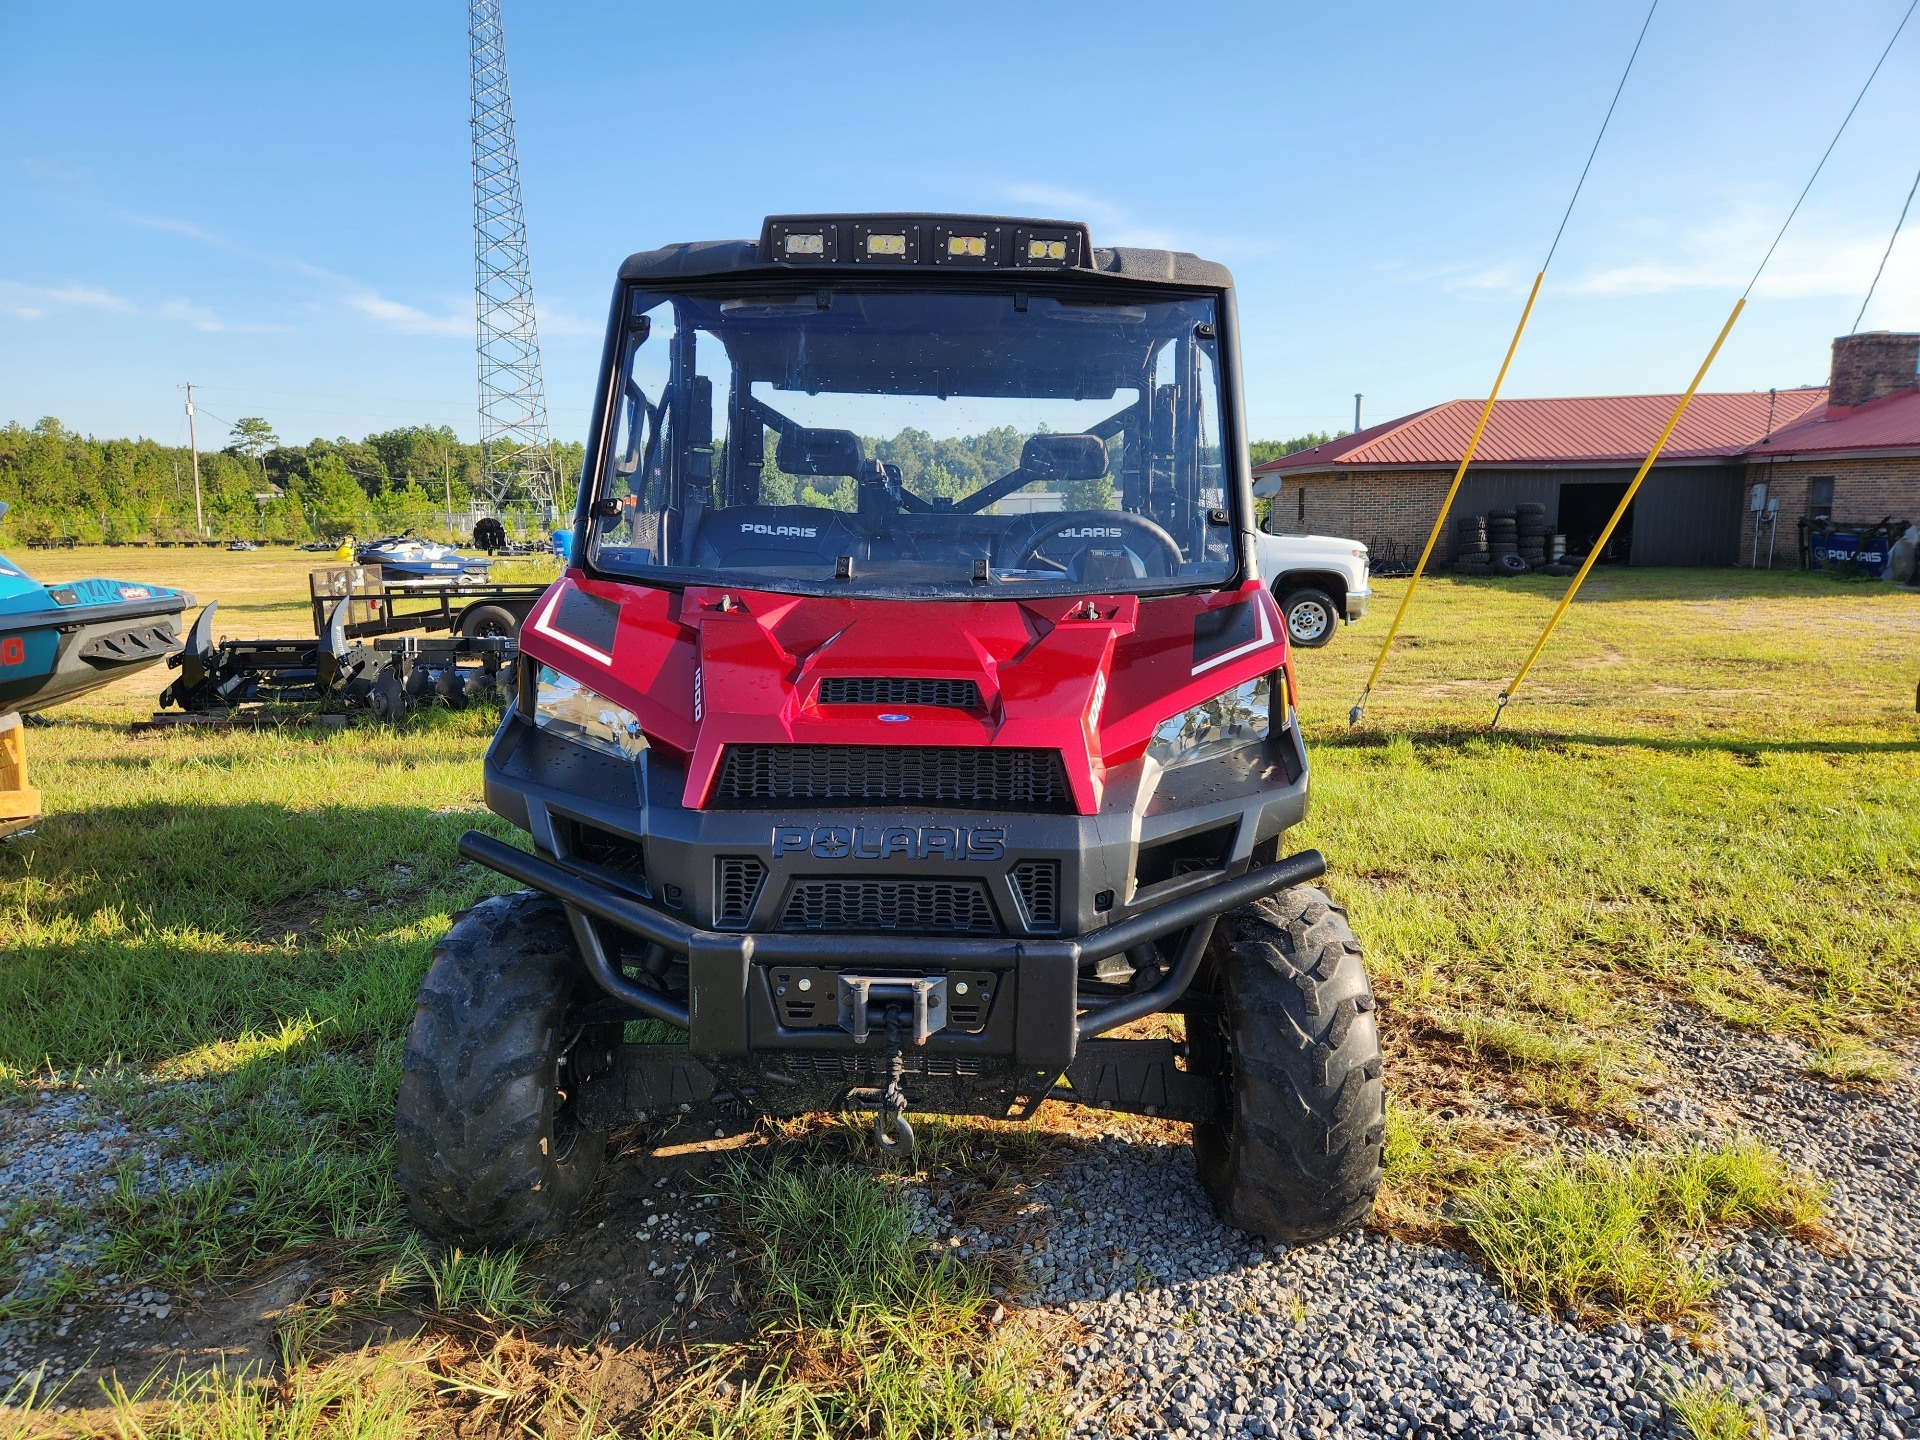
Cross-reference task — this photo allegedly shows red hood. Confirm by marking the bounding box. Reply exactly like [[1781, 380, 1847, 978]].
[[520, 571, 1290, 814]]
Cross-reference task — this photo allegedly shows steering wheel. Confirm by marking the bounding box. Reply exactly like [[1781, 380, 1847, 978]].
[[994, 510, 1185, 579]]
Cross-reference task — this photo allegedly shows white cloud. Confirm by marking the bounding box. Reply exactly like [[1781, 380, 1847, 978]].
[[119, 211, 475, 338], [1565, 206, 1920, 315], [0, 280, 135, 318], [535, 307, 602, 339], [344, 290, 468, 337], [0, 278, 285, 333]]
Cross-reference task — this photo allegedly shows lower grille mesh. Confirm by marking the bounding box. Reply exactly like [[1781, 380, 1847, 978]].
[[1011, 859, 1060, 930], [780, 878, 997, 934], [782, 1053, 987, 1078], [713, 744, 1072, 811], [714, 857, 766, 927]]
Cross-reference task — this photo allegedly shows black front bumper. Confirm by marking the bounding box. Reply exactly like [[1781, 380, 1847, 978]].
[[460, 829, 1324, 1113], [466, 704, 1319, 1120]]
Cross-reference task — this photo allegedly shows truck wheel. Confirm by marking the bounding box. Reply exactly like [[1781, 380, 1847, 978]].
[[1277, 587, 1339, 648], [1189, 887, 1384, 1243], [459, 603, 520, 640], [395, 891, 612, 1246]]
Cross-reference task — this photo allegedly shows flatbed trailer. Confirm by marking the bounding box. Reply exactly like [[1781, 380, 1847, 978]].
[[308, 565, 549, 641]]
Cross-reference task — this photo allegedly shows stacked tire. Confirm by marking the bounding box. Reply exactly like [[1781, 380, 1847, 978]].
[[1516, 503, 1549, 570], [1453, 514, 1490, 575], [1486, 509, 1519, 563]]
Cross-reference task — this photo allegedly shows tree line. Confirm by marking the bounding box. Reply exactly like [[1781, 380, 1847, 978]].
[[0, 414, 1332, 544], [0, 416, 585, 545]]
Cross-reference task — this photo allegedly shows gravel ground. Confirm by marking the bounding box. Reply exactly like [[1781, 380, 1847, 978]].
[[2, 1012, 1915, 1435], [0, 1084, 215, 1396], [1025, 1009, 1920, 1439]]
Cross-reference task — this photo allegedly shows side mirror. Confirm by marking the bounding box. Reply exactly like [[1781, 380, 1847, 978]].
[[1020, 433, 1108, 482]]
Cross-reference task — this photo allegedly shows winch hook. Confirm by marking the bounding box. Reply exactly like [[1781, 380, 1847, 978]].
[[874, 1003, 916, 1157]]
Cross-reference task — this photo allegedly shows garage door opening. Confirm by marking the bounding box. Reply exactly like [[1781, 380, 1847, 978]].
[[1558, 481, 1634, 563]]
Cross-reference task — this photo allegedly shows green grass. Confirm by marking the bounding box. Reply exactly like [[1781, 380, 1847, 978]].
[[639, 1153, 1064, 1440], [27, 1352, 417, 1440], [1458, 1139, 1825, 1326], [1804, 1038, 1902, 1087], [1666, 1374, 1767, 1439], [0, 551, 1912, 1424]]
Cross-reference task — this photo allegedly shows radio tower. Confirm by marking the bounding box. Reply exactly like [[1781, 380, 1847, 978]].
[[469, 0, 557, 512]]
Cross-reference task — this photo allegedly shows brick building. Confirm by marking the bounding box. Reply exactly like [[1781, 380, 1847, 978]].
[[1254, 332, 1920, 569]]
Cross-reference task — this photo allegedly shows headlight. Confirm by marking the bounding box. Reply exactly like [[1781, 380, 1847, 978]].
[[532, 664, 647, 761], [1148, 674, 1273, 772]]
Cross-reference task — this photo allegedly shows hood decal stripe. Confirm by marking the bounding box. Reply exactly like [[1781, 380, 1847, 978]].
[[530, 586, 616, 667], [1191, 597, 1274, 674]]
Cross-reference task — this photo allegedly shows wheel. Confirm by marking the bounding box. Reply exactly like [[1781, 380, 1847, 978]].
[[395, 891, 613, 1246], [1190, 888, 1384, 1243], [1278, 587, 1339, 648], [1494, 553, 1530, 576], [459, 603, 521, 640]]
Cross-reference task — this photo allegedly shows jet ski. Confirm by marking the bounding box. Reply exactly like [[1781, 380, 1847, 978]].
[[0, 506, 193, 718], [354, 532, 493, 582]]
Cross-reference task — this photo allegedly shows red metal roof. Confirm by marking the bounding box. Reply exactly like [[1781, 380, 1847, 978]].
[[1254, 388, 1833, 473], [1746, 386, 1920, 457]]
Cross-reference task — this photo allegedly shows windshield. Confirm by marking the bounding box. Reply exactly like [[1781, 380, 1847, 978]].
[[587, 287, 1236, 597]]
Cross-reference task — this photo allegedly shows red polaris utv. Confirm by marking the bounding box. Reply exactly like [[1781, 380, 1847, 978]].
[[397, 215, 1384, 1248]]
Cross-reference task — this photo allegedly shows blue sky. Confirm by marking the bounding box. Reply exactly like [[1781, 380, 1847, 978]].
[[3, 1, 1917, 451]]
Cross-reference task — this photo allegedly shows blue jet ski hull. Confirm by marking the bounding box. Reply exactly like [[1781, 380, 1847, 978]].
[[0, 561, 193, 716], [354, 536, 493, 582]]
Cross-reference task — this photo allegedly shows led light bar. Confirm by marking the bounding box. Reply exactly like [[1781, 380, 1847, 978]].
[[760, 215, 1091, 270]]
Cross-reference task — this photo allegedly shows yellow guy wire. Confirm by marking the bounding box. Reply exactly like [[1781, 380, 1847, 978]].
[[1489, 298, 1743, 727], [1347, 273, 1540, 727], [1489, 0, 1917, 728], [1347, 0, 1659, 727]]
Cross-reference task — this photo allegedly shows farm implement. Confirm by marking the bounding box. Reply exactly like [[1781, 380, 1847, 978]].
[[157, 565, 548, 721]]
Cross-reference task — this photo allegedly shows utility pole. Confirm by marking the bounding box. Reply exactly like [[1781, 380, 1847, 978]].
[[181, 383, 204, 535], [1354, 394, 1363, 432]]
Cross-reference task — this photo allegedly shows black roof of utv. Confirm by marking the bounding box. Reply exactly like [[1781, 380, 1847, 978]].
[[616, 213, 1234, 290]]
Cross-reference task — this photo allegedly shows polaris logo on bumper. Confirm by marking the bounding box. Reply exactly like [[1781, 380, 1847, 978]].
[[772, 824, 1006, 861]]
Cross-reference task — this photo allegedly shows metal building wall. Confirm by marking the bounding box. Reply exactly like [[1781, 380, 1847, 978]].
[[1627, 465, 1745, 566], [1448, 464, 1744, 565]]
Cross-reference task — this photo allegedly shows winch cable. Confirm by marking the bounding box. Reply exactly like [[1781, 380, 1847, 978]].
[[1852, 160, 1920, 334], [1347, 0, 1659, 728], [1491, 0, 1919, 729]]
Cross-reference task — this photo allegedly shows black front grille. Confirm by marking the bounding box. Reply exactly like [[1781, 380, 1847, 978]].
[[567, 821, 647, 889], [817, 677, 983, 709], [1011, 860, 1060, 931], [780, 879, 997, 934], [714, 857, 767, 928], [713, 745, 1072, 811]]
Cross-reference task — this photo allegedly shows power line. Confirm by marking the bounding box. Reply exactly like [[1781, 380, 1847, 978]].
[[1743, 0, 1918, 302], [1491, 0, 1919, 728], [1852, 161, 1920, 333], [1348, 0, 1658, 728], [1541, 0, 1659, 272]]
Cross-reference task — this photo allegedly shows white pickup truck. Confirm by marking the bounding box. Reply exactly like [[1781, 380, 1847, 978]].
[[1252, 528, 1372, 648]]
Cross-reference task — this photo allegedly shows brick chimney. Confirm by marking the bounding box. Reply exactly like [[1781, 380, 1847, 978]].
[[1828, 331, 1920, 408]]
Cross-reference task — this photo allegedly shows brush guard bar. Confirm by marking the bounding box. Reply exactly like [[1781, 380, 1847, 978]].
[[457, 829, 1324, 1069]]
